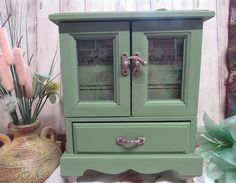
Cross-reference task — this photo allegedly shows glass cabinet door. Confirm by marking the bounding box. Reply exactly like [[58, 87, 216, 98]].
[[77, 37, 115, 101], [132, 21, 202, 117], [147, 37, 184, 100], [59, 22, 130, 117]]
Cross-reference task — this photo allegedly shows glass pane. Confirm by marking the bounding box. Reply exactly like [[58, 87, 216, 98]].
[[77, 38, 114, 101], [148, 37, 184, 100]]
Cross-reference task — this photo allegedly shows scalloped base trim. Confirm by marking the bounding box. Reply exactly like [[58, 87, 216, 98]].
[[60, 153, 203, 177]]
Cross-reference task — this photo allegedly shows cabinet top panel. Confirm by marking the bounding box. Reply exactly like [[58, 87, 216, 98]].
[[49, 10, 215, 25]]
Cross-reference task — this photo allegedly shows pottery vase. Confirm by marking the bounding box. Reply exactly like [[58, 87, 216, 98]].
[[0, 121, 61, 183]]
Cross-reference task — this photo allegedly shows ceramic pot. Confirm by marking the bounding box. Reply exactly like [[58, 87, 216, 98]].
[[0, 121, 61, 183]]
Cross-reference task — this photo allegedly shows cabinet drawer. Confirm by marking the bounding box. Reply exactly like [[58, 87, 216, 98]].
[[73, 122, 190, 153]]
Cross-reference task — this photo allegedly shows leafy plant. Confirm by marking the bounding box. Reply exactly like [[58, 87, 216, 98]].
[[196, 113, 236, 183]]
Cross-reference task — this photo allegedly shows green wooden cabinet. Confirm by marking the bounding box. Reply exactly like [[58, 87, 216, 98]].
[[50, 10, 214, 177]]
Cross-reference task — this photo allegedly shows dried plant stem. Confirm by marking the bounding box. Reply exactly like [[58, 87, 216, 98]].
[[32, 93, 46, 121], [32, 80, 38, 99], [10, 65, 32, 124], [23, 87, 30, 124], [48, 46, 59, 79], [4, 0, 13, 47], [35, 94, 50, 119], [28, 54, 34, 66], [9, 66, 21, 124], [17, 35, 23, 48], [0, 90, 4, 98], [1, 14, 11, 27], [0, 84, 7, 96], [9, 110, 19, 125]]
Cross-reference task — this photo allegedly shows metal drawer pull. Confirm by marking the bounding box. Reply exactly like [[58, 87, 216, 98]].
[[116, 136, 145, 145]]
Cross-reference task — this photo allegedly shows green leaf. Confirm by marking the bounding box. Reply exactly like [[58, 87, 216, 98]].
[[224, 171, 236, 183], [220, 115, 236, 141], [211, 150, 236, 172], [195, 146, 214, 160], [197, 133, 218, 150], [54, 92, 63, 103], [33, 71, 49, 83], [213, 143, 236, 168], [197, 125, 206, 135], [49, 93, 57, 104], [203, 113, 234, 144], [32, 71, 49, 96], [207, 160, 223, 179]]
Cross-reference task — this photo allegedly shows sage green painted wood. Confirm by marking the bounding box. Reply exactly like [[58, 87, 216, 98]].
[[67, 116, 195, 122], [67, 117, 195, 155], [60, 153, 203, 176], [59, 22, 130, 117], [49, 11, 214, 177], [73, 122, 190, 153], [65, 118, 74, 153], [132, 21, 203, 117], [49, 10, 215, 24], [190, 117, 198, 152]]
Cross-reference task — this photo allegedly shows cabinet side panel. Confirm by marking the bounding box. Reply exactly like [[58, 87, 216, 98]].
[[190, 117, 197, 152], [65, 118, 74, 153]]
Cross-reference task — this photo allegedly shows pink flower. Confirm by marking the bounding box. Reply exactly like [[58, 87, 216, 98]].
[[0, 27, 14, 65], [0, 55, 13, 91], [13, 47, 27, 86], [24, 64, 32, 98]]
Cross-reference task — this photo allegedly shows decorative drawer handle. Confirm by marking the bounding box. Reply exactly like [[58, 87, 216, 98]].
[[116, 136, 145, 145]]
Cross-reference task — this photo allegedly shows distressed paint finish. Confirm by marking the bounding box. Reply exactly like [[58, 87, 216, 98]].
[[0, 0, 229, 134]]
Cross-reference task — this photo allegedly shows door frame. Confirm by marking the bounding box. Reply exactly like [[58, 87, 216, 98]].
[[59, 22, 131, 117], [131, 20, 203, 116]]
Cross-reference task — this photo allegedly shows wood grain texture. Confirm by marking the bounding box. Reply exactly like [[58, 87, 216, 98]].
[[197, 0, 220, 123], [172, 0, 193, 10], [150, 0, 173, 10], [216, 0, 230, 121], [85, 0, 104, 11], [60, 0, 85, 12], [0, 0, 38, 133], [0, 0, 229, 133], [35, 0, 62, 132], [198, 0, 230, 124]]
